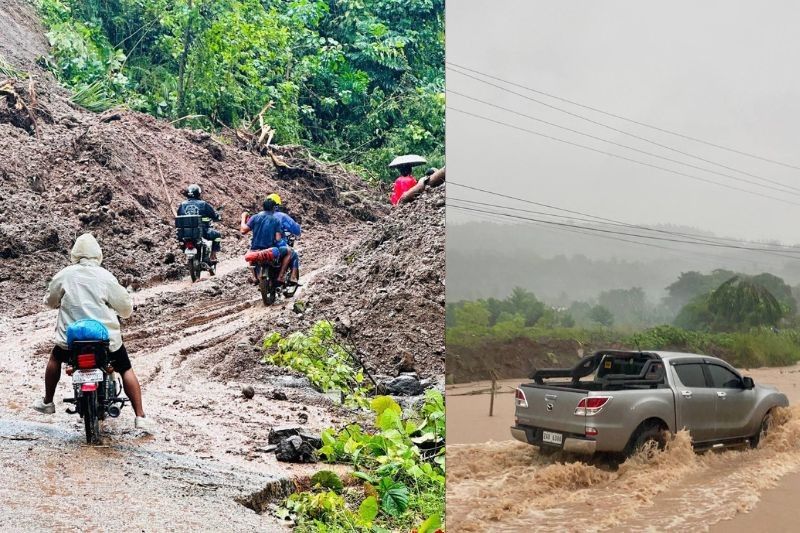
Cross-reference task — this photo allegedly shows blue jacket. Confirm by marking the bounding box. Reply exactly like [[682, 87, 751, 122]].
[[247, 210, 283, 250], [274, 211, 301, 244]]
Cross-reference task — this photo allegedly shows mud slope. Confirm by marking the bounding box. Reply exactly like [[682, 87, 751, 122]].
[[305, 185, 446, 377], [0, 0, 384, 317]]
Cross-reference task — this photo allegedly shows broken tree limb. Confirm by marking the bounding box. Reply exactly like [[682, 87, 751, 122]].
[[398, 167, 445, 205], [156, 157, 178, 217]]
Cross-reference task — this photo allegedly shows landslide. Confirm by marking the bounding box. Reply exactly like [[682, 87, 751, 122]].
[[305, 185, 446, 378], [0, 5, 383, 318]]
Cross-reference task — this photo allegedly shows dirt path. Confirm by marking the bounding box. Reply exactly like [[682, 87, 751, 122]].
[[446, 366, 800, 532], [0, 230, 354, 531]]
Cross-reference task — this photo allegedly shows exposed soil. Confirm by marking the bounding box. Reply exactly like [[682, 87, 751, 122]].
[[447, 337, 604, 383], [0, 0, 444, 528]]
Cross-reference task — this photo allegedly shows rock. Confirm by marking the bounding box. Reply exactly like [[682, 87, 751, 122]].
[[242, 385, 255, 399], [275, 435, 316, 463], [292, 301, 306, 314], [383, 373, 425, 396], [298, 412, 308, 424], [267, 426, 322, 448], [271, 389, 288, 401], [334, 314, 352, 335]]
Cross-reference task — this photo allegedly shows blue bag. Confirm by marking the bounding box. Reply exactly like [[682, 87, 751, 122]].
[[66, 319, 110, 348]]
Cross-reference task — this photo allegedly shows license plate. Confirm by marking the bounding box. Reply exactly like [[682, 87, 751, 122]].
[[73, 369, 103, 384], [542, 431, 563, 445], [184, 249, 197, 257]]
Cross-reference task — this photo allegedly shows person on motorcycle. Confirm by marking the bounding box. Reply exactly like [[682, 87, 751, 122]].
[[177, 183, 222, 262], [240, 197, 292, 284], [33, 233, 153, 431], [390, 164, 417, 205], [266, 193, 301, 284]]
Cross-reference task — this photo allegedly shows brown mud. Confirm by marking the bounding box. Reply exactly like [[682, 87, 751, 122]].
[[0, 0, 444, 528], [446, 365, 800, 532]]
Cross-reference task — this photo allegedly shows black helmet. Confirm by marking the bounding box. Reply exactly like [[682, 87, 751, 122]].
[[186, 184, 202, 199], [263, 197, 278, 211]]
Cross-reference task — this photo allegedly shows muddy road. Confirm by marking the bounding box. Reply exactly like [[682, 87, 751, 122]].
[[0, 230, 361, 531], [446, 366, 800, 532]]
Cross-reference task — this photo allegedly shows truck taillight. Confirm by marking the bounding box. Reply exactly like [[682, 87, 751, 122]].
[[585, 427, 598, 437], [574, 396, 612, 416], [515, 388, 528, 408], [185, 241, 194, 249]]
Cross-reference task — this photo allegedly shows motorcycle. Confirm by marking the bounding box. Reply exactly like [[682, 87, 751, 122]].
[[62, 336, 128, 445], [175, 212, 220, 282], [246, 234, 299, 306]]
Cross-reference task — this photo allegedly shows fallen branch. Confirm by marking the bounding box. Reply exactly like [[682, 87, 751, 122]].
[[156, 157, 178, 217]]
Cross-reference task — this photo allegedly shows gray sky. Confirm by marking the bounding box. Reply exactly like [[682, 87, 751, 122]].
[[446, 0, 800, 244]]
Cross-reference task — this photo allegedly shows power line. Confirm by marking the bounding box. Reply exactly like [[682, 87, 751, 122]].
[[448, 200, 800, 259], [448, 106, 800, 207], [447, 89, 800, 196], [448, 182, 800, 252], [449, 204, 776, 268], [449, 196, 800, 258], [447, 61, 800, 173]]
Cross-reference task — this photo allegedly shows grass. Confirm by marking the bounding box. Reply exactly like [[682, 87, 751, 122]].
[[0, 54, 26, 79], [448, 323, 800, 369]]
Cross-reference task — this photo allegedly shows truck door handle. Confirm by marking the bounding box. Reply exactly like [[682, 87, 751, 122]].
[[680, 390, 692, 398], [717, 391, 727, 399]]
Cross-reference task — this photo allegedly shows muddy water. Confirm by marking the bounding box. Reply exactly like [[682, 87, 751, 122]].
[[446, 366, 800, 531], [0, 232, 346, 531]]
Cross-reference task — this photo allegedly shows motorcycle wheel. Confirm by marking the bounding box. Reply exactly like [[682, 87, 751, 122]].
[[258, 276, 275, 306], [81, 391, 101, 445], [189, 257, 200, 282]]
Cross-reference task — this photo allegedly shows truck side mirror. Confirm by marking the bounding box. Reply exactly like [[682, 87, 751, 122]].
[[743, 377, 754, 389]]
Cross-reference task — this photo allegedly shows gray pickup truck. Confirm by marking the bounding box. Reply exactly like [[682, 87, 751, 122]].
[[511, 350, 788, 456]]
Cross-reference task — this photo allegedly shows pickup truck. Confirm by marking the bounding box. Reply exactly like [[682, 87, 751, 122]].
[[511, 350, 789, 456]]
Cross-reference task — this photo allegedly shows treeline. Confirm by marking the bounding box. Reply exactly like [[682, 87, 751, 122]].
[[36, 0, 444, 181], [447, 269, 800, 337]]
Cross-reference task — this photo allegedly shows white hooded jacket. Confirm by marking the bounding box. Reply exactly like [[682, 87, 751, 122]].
[[44, 233, 133, 351]]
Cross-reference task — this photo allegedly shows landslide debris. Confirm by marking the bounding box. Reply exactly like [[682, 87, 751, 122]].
[[305, 185, 446, 378]]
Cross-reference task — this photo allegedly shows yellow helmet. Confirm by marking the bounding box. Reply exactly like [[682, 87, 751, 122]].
[[266, 193, 282, 205]]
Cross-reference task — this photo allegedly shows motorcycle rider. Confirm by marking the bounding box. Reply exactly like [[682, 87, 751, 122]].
[[266, 193, 301, 284], [240, 196, 292, 284], [33, 233, 153, 431], [177, 183, 222, 263]]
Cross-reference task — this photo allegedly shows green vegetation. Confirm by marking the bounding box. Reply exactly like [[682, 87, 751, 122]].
[[35, 0, 444, 181], [263, 320, 369, 409], [277, 392, 445, 532], [448, 271, 800, 369], [264, 323, 445, 530]]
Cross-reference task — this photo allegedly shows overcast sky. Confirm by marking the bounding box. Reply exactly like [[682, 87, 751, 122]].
[[446, 0, 800, 244]]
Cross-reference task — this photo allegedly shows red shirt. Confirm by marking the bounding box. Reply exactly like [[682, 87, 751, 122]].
[[391, 176, 417, 205]]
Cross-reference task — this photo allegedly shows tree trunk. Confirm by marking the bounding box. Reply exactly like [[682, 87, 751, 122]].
[[177, 0, 194, 117]]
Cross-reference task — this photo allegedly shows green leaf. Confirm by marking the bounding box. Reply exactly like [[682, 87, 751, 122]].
[[378, 479, 409, 517], [358, 495, 379, 522], [370, 395, 401, 416], [310, 470, 343, 493], [417, 514, 442, 533]]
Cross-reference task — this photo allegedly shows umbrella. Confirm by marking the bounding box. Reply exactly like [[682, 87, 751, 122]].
[[388, 154, 427, 168]]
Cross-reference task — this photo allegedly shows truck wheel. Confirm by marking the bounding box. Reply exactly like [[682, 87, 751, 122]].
[[749, 411, 772, 448], [537, 445, 559, 457], [625, 423, 667, 458]]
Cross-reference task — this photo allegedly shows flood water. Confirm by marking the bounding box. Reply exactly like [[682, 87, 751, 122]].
[[446, 365, 800, 531]]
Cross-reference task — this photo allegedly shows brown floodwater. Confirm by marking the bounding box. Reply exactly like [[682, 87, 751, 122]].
[[446, 365, 800, 531]]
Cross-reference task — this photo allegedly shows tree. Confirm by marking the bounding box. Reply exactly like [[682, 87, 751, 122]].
[[663, 269, 735, 315], [589, 305, 614, 327], [598, 287, 648, 327], [707, 276, 784, 330], [506, 287, 545, 327]]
